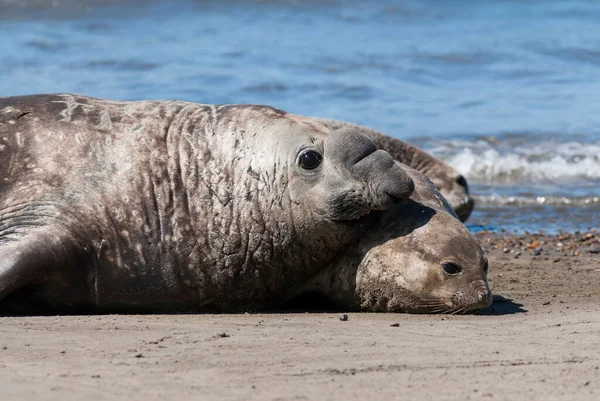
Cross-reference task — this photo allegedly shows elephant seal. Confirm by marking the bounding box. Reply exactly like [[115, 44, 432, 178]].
[[314, 118, 474, 222], [0, 94, 491, 314]]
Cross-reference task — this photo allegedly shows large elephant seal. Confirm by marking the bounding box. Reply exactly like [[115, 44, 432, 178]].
[[0, 94, 491, 314], [314, 118, 474, 222]]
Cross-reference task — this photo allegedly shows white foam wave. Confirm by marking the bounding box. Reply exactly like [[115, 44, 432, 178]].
[[427, 138, 600, 184], [474, 194, 600, 207]]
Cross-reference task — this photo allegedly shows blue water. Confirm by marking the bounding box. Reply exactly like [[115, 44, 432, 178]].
[[1, 0, 599, 233]]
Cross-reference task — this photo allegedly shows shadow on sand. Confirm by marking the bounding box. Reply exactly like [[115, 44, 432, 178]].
[[476, 294, 527, 316]]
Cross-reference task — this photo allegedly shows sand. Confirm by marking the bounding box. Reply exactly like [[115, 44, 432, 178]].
[[1, 231, 599, 401]]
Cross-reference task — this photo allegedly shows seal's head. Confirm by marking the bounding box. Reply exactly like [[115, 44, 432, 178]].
[[353, 168, 491, 313], [265, 121, 490, 314], [428, 166, 474, 223]]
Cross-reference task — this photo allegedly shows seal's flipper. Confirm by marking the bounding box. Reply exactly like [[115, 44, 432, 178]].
[[0, 236, 51, 301], [0, 230, 83, 302]]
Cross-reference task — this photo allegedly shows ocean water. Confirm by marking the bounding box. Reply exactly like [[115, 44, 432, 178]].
[[0, 0, 598, 233]]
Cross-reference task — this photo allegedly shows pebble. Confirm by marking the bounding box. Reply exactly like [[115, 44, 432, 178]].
[[530, 247, 543, 256]]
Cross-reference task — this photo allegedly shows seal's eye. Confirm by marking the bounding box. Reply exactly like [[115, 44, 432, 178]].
[[441, 261, 462, 276], [299, 150, 322, 170]]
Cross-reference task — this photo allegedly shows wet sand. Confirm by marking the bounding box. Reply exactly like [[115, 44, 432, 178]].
[[1, 231, 599, 401]]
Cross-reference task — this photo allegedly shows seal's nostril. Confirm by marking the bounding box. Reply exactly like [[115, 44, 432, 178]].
[[477, 289, 492, 306]]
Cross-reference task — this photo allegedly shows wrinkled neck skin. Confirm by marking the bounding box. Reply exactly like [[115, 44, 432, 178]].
[[80, 102, 367, 310]]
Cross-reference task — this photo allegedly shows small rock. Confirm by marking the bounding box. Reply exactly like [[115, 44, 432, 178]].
[[530, 247, 543, 256], [390, 323, 400, 327], [134, 353, 143, 358], [339, 314, 348, 322], [582, 233, 594, 241], [217, 332, 230, 338], [542, 301, 551, 306], [588, 247, 600, 254], [503, 248, 510, 254]]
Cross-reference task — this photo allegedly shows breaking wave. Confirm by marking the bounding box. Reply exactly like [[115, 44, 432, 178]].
[[474, 194, 600, 207], [420, 135, 600, 185]]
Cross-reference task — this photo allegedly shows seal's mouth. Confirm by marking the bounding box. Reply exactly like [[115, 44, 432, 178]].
[[398, 285, 493, 314]]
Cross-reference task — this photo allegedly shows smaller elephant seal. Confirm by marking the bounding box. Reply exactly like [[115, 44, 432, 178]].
[[314, 118, 474, 222], [0, 94, 491, 314]]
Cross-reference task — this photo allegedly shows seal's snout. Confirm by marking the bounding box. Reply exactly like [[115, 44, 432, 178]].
[[324, 127, 414, 211], [477, 288, 493, 308]]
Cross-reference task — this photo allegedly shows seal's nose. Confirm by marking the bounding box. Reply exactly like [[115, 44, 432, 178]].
[[325, 127, 415, 207], [477, 288, 493, 308]]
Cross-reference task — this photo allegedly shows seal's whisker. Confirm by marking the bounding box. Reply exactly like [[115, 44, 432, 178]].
[[417, 302, 449, 311], [444, 306, 464, 315], [451, 306, 469, 315], [419, 299, 446, 306]]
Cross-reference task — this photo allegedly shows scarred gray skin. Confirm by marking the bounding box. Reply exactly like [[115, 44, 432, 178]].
[[315, 118, 474, 222], [0, 94, 491, 314]]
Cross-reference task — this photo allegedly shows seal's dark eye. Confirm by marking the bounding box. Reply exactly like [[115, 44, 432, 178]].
[[456, 175, 468, 188], [299, 150, 322, 170], [441, 261, 462, 276]]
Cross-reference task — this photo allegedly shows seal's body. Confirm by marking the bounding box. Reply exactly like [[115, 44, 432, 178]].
[[0, 94, 490, 314]]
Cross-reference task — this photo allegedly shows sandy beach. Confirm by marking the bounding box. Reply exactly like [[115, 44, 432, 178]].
[[1, 1, 600, 400], [1, 231, 599, 401]]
